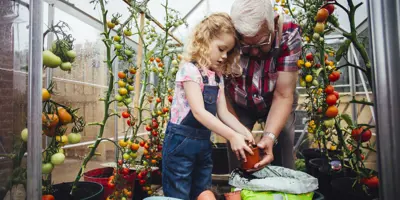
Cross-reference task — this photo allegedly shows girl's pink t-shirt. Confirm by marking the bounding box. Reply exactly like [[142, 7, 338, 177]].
[[169, 62, 224, 124]]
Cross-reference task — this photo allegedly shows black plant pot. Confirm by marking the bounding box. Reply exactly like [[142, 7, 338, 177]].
[[212, 143, 229, 174], [313, 191, 325, 200], [301, 148, 323, 175], [309, 158, 356, 200], [331, 177, 379, 200], [52, 181, 104, 200]]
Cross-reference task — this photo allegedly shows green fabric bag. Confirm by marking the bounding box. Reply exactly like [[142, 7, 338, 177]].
[[240, 189, 314, 200]]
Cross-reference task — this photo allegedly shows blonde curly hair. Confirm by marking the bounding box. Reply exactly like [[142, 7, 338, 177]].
[[184, 12, 241, 76]]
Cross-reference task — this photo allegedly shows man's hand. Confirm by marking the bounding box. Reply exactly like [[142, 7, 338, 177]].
[[247, 137, 275, 172]]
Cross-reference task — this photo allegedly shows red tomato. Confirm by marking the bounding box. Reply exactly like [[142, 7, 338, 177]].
[[332, 71, 341, 81], [326, 94, 337, 106], [152, 130, 158, 136], [122, 111, 130, 118], [162, 107, 169, 113], [325, 85, 335, 94], [306, 53, 313, 61], [168, 95, 173, 103], [329, 73, 337, 82], [351, 127, 372, 142], [145, 125, 152, 131], [324, 4, 335, 15], [122, 167, 130, 175], [316, 8, 329, 22], [107, 180, 115, 189], [127, 120, 134, 126], [152, 121, 159, 129], [361, 176, 379, 188], [325, 106, 338, 118], [156, 97, 161, 103], [333, 91, 340, 99], [139, 141, 145, 147], [118, 71, 126, 79]]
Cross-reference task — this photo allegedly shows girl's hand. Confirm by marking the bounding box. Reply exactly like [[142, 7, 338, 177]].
[[228, 133, 253, 162], [242, 129, 255, 145]]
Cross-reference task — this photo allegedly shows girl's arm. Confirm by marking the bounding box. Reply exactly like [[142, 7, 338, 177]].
[[217, 87, 255, 144], [183, 81, 253, 160]]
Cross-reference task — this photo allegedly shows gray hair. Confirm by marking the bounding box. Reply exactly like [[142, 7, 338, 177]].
[[230, 0, 275, 37]]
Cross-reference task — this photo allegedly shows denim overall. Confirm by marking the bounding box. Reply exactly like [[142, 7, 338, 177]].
[[162, 67, 220, 200]]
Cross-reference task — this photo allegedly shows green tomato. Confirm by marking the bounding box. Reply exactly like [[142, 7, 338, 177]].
[[324, 118, 335, 128], [123, 153, 130, 160], [124, 98, 132, 104], [299, 78, 306, 87], [115, 43, 122, 50], [312, 80, 319, 86], [118, 56, 124, 60], [130, 152, 137, 159], [125, 49, 133, 56], [43, 50, 62, 68], [313, 33, 320, 41], [42, 163, 54, 174], [21, 128, 28, 142], [171, 59, 178, 65], [115, 94, 123, 101], [66, 50, 76, 59], [51, 153, 65, 165], [117, 102, 124, 107], [151, 66, 158, 73], [171, 67, 178, 74], [68, 133, 82, 144], [60, 62, 72, 71], [127, 85, 134, 91]]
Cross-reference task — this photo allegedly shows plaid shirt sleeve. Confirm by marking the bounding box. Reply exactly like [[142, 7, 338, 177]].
[[276, 17, 302, 72]]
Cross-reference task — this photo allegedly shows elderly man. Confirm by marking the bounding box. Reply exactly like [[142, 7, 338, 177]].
[[225, 0, 302, 171]]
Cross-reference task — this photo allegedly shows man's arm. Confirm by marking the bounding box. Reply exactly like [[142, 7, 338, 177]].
[[249, 71, 298, 171], [264, 71, 298, 138]]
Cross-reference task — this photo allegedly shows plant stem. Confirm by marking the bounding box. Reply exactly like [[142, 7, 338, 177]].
[[70, 0, 115, 194]]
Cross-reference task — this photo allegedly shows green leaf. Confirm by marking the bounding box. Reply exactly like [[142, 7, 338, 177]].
[[335, 39, 351, 61], [341, 113, 353, 127]]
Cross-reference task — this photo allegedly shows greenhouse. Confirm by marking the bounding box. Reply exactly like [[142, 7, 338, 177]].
[[0, 0, 398, 199]]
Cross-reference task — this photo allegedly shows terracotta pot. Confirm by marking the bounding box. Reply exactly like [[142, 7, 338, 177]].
[[197, 190, 216, 200], [241, 146, 260, 170], [223, 191, 241, 200]]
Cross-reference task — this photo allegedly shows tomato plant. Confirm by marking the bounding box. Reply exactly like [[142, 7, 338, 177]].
[[285, 0, 377, 193]]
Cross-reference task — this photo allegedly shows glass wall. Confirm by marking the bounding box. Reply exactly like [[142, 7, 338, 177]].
[[0, 0, 36, 198]]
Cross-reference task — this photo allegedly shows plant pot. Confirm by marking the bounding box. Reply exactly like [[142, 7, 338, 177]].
[[212, 143, 230, 174], [83, 167, 136, 200], [52, 181, 104, 200], [197, 190, 216, 200], [301, 148, 323, 175], [224, 191, 241, 200], [331, 177, 379, 200], [312, 191, 325, 200], [309, 158, 356, 200], [241, 146, 260, 170]]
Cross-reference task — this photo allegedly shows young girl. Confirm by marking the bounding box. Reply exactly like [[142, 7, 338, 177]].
[[162, 13, 255, 200]]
